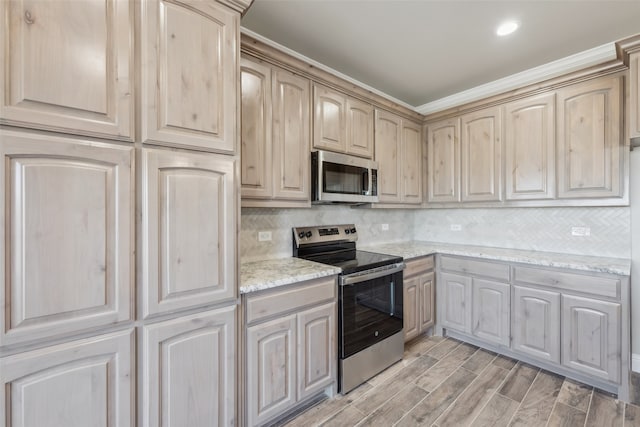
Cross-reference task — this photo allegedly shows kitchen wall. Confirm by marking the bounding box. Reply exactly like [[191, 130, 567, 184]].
[[414, 207, 631, 258], [241, 205, 630, 260], [242, 203, 636, 365], [240, 206, 415, 261]]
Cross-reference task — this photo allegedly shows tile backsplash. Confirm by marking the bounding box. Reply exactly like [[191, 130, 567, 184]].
[[413, 207, 630, 258], [240, 206, 414, 261], [240, 206, 631, 261]]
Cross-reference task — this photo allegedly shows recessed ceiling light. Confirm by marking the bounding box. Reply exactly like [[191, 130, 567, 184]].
[[496, 21, 519, 36]]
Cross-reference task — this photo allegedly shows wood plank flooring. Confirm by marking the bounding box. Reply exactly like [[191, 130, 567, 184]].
[[281, 335, 640, 427]]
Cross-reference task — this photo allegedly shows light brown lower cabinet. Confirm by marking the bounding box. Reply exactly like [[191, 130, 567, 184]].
[[437, 255, 631, 401], [403, 256, 435, 342], [0, 329, 134, 426], [141, 305, 236, 427], [512, 285, 560, 363], [243, 277, 337, 426], [561, 295, 621, 383]]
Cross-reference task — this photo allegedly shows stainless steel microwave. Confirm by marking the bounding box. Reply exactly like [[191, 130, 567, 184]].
[[311, 150, 378, 204]]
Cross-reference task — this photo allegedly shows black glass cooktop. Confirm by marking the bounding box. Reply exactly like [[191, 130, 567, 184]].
[[332, 250, 403, 275], [300, 248, 402, 275]]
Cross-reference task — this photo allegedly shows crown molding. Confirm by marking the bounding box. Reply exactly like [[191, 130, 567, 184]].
[[416, 43, 617, 115], [217, 0, 253, 14], [240, 27, 417, 113]]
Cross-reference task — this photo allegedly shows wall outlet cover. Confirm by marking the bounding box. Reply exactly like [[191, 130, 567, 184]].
[[258, 231, 272, 241], [571, 226, 591, 237], [450, 224, 462, 231], [381, 224, 389, 231]]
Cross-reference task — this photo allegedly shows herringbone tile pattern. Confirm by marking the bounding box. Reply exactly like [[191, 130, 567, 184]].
[[240, 206, 630, 261], [413, 207, 630, 258]]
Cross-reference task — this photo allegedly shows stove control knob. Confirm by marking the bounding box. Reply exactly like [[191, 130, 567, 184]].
[[350, 227, 357, 234], [298, 231, 305, 239], [344, 229, 350, 234], [305, 231, 313, 238]]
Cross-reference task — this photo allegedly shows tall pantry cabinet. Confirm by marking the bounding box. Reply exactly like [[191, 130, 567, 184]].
[[0, 0, 250, 425]]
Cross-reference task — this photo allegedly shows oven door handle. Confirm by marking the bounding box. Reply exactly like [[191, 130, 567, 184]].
[[339, 262, 405, 286]]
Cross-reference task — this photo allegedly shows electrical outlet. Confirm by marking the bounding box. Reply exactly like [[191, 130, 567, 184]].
[[450, 224, 462, 231], [258, 231, 272, 241], [571, 226, 591, 237], [381, 224, 389, 231]]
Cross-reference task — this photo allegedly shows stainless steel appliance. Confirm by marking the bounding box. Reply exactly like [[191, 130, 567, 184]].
[[292, 224, 404, 393], [311, 150, 378, 204]]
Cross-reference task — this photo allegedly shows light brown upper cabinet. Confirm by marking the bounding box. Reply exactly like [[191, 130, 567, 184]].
[[0, 0, 133, 140], [460, 106, 502, 202], [241, 56, 311, 207], [0, 130, 133, 347], [346, 97, 375, 158], [140, 148, 236, 319], [140, 0, 237, 153], [504, 93, 556, 200], [557, 75, 623, 199], [313, 84, 347, 153], [313, 84, 374, 158], [427, 118, 460, 203], [374, 110, 422, 204], [629, 52, 640, 139], [241, 57, 272, 200], [273, 69, 311, 201]]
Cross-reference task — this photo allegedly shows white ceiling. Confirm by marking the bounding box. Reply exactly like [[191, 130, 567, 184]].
[[241, 0, 640, 111]]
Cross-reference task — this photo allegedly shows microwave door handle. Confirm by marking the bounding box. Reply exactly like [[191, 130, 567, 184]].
[[362, 170, 369, 195]]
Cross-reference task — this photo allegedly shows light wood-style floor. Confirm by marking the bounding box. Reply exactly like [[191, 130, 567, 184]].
[[282, 335, 640, 427]]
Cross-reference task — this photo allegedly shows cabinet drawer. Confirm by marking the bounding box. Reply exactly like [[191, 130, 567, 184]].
[[440, 256, 510, 281], [405, 256, 434, 277], [514, 267, 620, 299], [245, 277, 336, 324]]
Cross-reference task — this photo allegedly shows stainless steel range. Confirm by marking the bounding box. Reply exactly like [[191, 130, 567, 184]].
[[292, 224, 405, 393]]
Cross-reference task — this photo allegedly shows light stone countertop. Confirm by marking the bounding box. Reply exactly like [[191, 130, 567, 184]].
[[240, 257, 341, 294], [240, 241, 630, 294], [360, 241, 631, 276]]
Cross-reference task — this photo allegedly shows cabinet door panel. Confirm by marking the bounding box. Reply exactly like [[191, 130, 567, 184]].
[[141, 148, 236, 318], [241, 57, 272, 199], [505, 93, 556, 200], [141, 0, 237, 152], [0, 329, 134, 427], [0, 0, 133, 139], [313, 84, 347, 153], [375, 110, 402, 202], [346, 97, 374, 158], [0, 130, 133, 346], [439, 272, 472, 333], [512, 286, 560, 363], [272, 68, 310, 200], [142, 306, 235, 427], [427, 118, 460, 202], [297, 303, 335, 400], [461, 107, 502, 201], [247, 315, 297, 426], [562, 295, 620, 382], [403, 277, 420, 342], [631, 52, 640, 139], [472, 279, 510, 346], [402, 121, 423, 203], [557, 76, 622, 198], [419, 272, 435, 331]]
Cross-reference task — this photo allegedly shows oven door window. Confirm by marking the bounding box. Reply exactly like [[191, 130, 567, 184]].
[[323, 162, 368, 195], [339, 271, 403, 358]]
